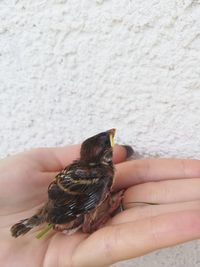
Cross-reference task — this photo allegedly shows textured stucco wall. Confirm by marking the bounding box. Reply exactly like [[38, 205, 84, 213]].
[[0, 0, 200, 266]]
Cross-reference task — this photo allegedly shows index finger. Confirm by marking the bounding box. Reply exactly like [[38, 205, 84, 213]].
[[114, 158, 200, 190], [28, 144, 130, 172]]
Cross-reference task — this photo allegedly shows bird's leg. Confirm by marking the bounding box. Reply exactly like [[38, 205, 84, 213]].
[[82, 190, 124, 233]]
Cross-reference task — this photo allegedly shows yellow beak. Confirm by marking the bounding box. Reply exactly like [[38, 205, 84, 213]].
[[109, 128, 116, 148]]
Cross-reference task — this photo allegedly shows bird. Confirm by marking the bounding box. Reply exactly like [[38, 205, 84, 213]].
[[11, 128, 124, 238]]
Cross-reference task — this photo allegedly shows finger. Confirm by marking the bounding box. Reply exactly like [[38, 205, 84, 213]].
[[25, 145, 80, 171], [113, 145, 133, 164], [111, 200, 200, 225], [73, 210, 200, 267], [34, 145, 129, 186], [123, 178, 200, 205], [28, 144, 130, 172], [114, 158, 200, 190], [32, 171, 58, 188]]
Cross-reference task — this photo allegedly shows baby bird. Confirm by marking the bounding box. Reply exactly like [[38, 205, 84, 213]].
[[11, 129, 122, 238]]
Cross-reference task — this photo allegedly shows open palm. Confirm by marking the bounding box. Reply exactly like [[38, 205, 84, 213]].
[[1, 145, 200, 267]]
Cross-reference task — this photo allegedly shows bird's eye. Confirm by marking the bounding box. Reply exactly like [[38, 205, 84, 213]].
[[100, 135, 110, 146], [105, 139, 110, 146]]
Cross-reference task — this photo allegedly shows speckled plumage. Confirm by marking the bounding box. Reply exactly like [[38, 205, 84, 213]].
[[11, 129, 119, 238]]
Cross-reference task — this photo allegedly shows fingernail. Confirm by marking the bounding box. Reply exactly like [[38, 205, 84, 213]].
[[122, 145, 134, 159]]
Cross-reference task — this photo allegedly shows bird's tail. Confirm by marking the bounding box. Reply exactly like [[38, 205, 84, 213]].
[[11, 212, 45, 238]]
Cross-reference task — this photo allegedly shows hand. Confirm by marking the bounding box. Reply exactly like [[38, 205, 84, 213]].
[[0, 147, 200, 267], [0, 144, 127, 267]]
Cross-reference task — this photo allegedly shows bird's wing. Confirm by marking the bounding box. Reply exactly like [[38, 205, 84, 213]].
[[47, 164, 112, 224]]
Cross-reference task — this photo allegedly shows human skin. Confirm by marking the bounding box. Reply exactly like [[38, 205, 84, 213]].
[[1, 145, 200, 267]]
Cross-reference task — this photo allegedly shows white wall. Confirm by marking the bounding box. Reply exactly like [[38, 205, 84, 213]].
[[0, 0, 200, 266]]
